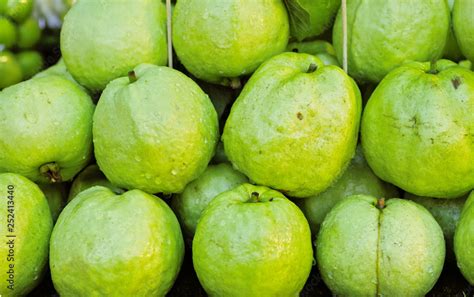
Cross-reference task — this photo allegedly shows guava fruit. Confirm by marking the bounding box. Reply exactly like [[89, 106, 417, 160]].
[[16, 51, 43, 79], [361, 60, 474, 198], [0, 75, 94, 183], [405, 192, 467, 262], [0, 173, 53, 296], [333, 0, 450, 83], [453, 0, 474, 62], [285, 0, 340, 41], [193, 183, 312, 296], [173, 0, 289, 86], [4, 0, 33, 23], [0, 51, 22, 89], [317, 195, 445, 296], [50, 186, 184, 296], [287, 40, 340, 66], [93, 64, 218, 194], [38, 183, 67, 222], [454, 191, 474, 284], [459, 60, 473, 70], [61, 0, 167, 92], [223, 52, 361, 198], [68, 164, 123, 202], [171, 163, 248, 240], [17, 18, 41, 49], [0, 17, 17, 49], [296, 145, 398, 235]]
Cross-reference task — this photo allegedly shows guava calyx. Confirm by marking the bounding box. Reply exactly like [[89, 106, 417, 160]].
[[376, 198, 386, 210], [40, 162, 62, 183], [307, 63, 318, 73], [128, 70, 138, 84], [427, 60, 438, 75]]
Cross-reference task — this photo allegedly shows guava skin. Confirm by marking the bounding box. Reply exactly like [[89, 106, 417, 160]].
[[223, 52, 361, 198], [0, 51, 22, 89], [289, 0, 340, 41], [68, 164, 123, 202], [286, 40, 340, 66], [193, 184, 313, 297], [454, 191, 474, 285], [0, 76, 94, 183], [93, 64, 219, 194], [171, 163, 248, 240], [404, 192, 467, 263], [296, 145, 399, 235], [61, 0, 167, 92], [453, 0, 474, 63], [0, 173, 53, 296], [173, 0, 289, 85], [0, 17, 17, 49], [361, 61, 474, 198], [333, 0, 449, 83], [317, 195, 445, 296], [34, 58, 87, 93], [50, 186, 184, 296], [38, 183, 67, 222], [4, 0, 33, 23], [16, 51, 44, 79]]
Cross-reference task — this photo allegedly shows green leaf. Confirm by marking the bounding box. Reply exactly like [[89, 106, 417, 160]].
[[284, 0, 312, 41]]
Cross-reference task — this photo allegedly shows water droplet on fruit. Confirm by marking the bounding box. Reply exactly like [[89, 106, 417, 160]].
[[171, 169, 178, 176], [135, 156, 142, 162]]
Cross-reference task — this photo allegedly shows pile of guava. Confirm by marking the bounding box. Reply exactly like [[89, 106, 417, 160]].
[[0, 0, 473, 296]]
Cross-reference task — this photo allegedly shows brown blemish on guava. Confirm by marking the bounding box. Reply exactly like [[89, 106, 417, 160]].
[[376, 198, 385, 209], [297, 112, 303, 120], [452, 77, 461, 89]]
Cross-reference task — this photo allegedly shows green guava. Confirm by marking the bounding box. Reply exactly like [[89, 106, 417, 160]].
[[60, 0, 167, 92], [0, 75, 94, 183], [453, 0, 474, 62], [333, 0, 450, 83], [0, 51, 22, 89], [317, 195, 445, 296], [0, 173, 53, 296], [193, 183, 313, 296], [93, 64, 218, 194], [173, 0, 289, 86], [4, 0, 33, 23], [286, 0, 340, 41], [0, 17, 17, 49], [16, 18, 41, 49], [171, 163, 248, 240], [33, 58, 86, 92], [223, 52, 361, 198], [38, 183, 67, 222], [50, 186, 184, 296], [405, 192, 467, 263], [296, 145, 398, 235], [287, 40, 340, 66], [459, 60, 473, 70], [68, 164, 123, 202], [16, 51, 43, 79], [454, 191, 474, 284], [361, 60, 474, 198]]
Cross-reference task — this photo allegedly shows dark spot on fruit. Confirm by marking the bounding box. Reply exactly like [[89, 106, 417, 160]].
[[452, 76, 461, 89], [297, 112, 303, 120], [291, 48, 299, 53], [269, 198, 274, 201], [258, 150, 262, 154], [430, 138, 434, 144], [307, 63, 318, 73]]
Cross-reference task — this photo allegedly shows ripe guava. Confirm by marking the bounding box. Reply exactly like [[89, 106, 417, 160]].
[[68, 164, 123, 202], [16, 51, 43, 79], [0, 75, 94, 183], [193, 184, 313, 296], [405, 192, 467, 263], [171, 163, 248, 240], [173, 0, 289, 86], [454, 191, 474, 284], [296, 145, 398, 234], [38, 183, 67, 223], [0, 17, 16, 49], [0, 173, 53, 296], [0, 51, 22, 89], [50, 186, 184, 296], [361, 60, 474, 198], [286, 0, 340, 41], [317, 195, 445, 296], [61, 0, 167, 92], [223, 52, 361, 197], [17, 18, 41, 49], [93, 64, 218, 194], [333, 0, 449, 83], [453, 0, 474, 62]]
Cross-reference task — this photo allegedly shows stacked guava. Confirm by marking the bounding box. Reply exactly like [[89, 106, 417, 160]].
[[0, 0, 473, 296]]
